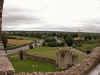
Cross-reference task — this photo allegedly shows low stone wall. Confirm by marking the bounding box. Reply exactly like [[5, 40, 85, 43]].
[[0, 72, 62, 75], [23, 53, 56, 65], [0, 51, 15, 75]]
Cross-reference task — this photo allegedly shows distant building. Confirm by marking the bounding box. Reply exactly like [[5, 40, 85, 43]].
[[74, 32, 85, 41]]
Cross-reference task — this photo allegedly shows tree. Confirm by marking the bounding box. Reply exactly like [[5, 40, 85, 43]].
[[45, 37, 56, 42], [84, 36, 88, 41], [29, 44, 33, 49], [19, 50, 24, 60], [88, 35, 92, 40], [65, 34, 73, 46]]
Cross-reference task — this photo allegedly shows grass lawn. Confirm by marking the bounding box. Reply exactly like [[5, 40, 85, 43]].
[[8, 53, 56, 72], [71, 50, 87, 64], [25, 47, 56, 60], [76, 40, 100, 52], [25, 47, 86, 63]]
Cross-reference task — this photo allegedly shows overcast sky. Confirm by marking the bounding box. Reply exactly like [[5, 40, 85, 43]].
[[2, 0, 100, 32]]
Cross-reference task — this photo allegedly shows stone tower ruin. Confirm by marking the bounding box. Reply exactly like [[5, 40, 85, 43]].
[[56, 49, 78, 70]]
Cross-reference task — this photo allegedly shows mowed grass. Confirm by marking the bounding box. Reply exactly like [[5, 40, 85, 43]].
[[8, 53, 56, 72], [71, 50, 87, 64], [76, 40, 100, 52], [25, 47, 56, 60], [25, 47, 86, 63]]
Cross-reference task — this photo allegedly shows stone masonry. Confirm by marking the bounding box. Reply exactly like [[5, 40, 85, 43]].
[[0, 0, 15, 74], [0, 1, 100, 75], [56, 49, 78, 70], [64, 47, 100, 75]]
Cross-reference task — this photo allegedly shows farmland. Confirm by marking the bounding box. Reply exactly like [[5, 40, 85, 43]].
[[7, 39, 33, 50]]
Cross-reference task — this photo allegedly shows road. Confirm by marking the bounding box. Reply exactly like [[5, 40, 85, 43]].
[[7, 40, 44, 55]]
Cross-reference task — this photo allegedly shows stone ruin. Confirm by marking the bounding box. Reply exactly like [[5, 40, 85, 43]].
[[56, 48, 78, 70], [0, 40, 4, 50]]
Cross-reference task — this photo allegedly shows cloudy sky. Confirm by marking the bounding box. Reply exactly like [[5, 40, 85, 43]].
[[2, 0, 100, 32]]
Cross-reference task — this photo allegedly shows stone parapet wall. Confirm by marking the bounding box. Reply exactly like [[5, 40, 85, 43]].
[[0, 51, 15, 74], [64, 47, 100, 75]]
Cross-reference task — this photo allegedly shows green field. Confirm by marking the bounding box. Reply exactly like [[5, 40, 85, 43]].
[[25, 47, 86, 63], [25, 47, 56, 60], [71, 50, 87, 64], [8, 47, 56, 72], [75, 40, 100, 52], [8, 46, 86, 72], [8, 53, 56, 72], [8, 35, 39, 40]]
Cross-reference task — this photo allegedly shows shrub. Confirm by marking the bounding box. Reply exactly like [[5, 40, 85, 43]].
[[29, 44, 33, 49], [45, 37, 56, 42], [47, 42, 58, 47]]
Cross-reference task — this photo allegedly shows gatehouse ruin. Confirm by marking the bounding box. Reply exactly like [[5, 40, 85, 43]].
[[56, 48, 78, 70]]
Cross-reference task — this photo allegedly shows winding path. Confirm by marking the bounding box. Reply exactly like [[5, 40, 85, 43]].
[[68, 47, 88, 56]]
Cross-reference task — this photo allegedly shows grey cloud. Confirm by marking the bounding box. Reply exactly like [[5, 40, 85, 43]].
[[19, 25, 77, 32], [3, 15, 41, 25], [82, 18, 100, 25], [3, 8, 100, 33], [78, 18, 100, 33], [2, 8, 42, 27]]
